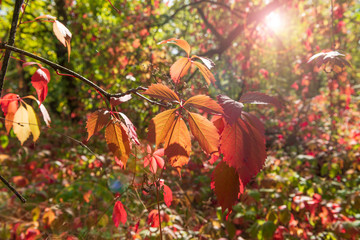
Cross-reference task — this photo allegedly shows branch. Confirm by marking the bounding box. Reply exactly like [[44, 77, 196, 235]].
[[0, 175, 26, 203], [0, 43, 168, 107], [197, 8, 224, 42], [202, 0, 284, 57], [0, 0, 24, 97]]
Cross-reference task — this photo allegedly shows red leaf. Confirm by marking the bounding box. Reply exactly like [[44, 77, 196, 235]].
[[241, 112, 265, 136], [86, 110, 111, 140], [143, 83, 180, 102], [1, 93, 19, 116], [183, 95, 223, 114], [119, 112, 140, 145], [112, 201, 127, 227], [211, 161, 241, 212], [220, 118, 266, 186], [217, 95, 244, 124], [170, 57, 191, 83], [23, 61, 43, 68], [239, 92, 281, 108], [147, 210, 160, 228], [163, 184, 173, 207], [211, 115, 226, 134], [158, 38, 191, 57], [31, 67, 50, 105], [110, 94, 132, 106], [144, 145, 165, 173]]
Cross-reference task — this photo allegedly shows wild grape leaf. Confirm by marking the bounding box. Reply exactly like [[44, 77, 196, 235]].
[[170, 57, 191, 83], [211, 115, 226, 134], [187, 112, 219, 155], [241, 112, 265, 136], [112, 201, 127, 227], [119, 112, 140, 145], [147, 210, 160, 228], [239, 92, 281, 109], [183, 95, 224, 114], [53, 20, 72, 62], [23, 61, 43, 68], [24, 103, 40, 142], [86, 110, 111, 140], [148, 108, 177, 147], [220, 118, 266, 186], [192, 55, 215, 69], [1, 93, 19, 116], [144, 145, 164, 174], [163, 184, 173, 207], [158, 38, 191, 57], [192, 61, 216, 85], [164, 116, 191, 169], [110, 94, 132, 106], [13, 105, 31, 145], [211, 161, 241, 212], [217, 95, 244, 124], [23, 95, 51, 126], [5, 112, 14, 134], [143, 83, 180, 102], [308, 51, 350, 73], [31, 67, 50, 105], [105, 121, 131, 167]]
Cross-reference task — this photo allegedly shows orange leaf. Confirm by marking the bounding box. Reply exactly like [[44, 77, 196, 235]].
[[211, 115, 226, 134], [187, 112, 219, 155], [148, 109, 177, 147], [86, 110, 111, 140], [220, 118, 266, 186], [183, 95, 224, 114], [192, 61, 216, 85], [170, 57, 191, 83], [105, 122, 131, 167], [1, 93, 19, 116], [158, 38, 191, 57], [164, 116, 191, 169], [211, 161, 241, 212], [42, 208, 56, 226], [5, 112, 14, 134], [143, 83, 180, 102]]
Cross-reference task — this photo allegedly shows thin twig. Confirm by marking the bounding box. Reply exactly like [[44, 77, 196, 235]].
[[0, 175, 26, 203]]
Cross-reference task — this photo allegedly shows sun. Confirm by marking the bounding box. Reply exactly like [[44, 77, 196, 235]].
[[265, 12, 284, 33]]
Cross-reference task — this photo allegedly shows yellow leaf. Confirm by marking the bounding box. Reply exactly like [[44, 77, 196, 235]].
[[105, 122, 131, 167], [188, 112, 219, 155], [13, 105, 31, 145], [25, 103, 40, 142]]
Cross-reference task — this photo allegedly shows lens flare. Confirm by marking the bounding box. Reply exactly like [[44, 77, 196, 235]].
[[265, 12, 284, 32]]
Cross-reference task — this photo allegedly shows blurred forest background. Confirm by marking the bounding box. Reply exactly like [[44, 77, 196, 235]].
[[0, 0, 359, 239]]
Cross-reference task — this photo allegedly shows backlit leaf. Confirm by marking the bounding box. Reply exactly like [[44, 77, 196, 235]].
[[164, 116, 191, 168], [192, 55, 215, 69], [184, 95, 224, 114], [217, 95, 244, 124], [24, 103, 40, 142], [105, 122, 131, 167], [119, 112, 140, 145], [192, 61, 216, 85], [13, 105, 31, 145], [1, 93, 19, 116], [86, 110, 111, 140], [23, 95, 51, 126], [170, 57, 191, 83], [220, 118, 266, 186], [5, 112, 14, 134], [110, 94, 132, 106], [239, 92, 281, 108], [163, 184, 173, 207], [53, 20, 72, 62], [211, 161, 241, 212], [31, 67, 50, 105], [188, 111, 219, 155], [148, 109, 177, 147], [158, 38, 191, 57], [143, 83, 180, 102], [112, 201, 127, 227]]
